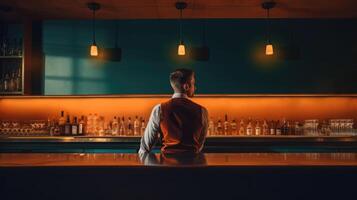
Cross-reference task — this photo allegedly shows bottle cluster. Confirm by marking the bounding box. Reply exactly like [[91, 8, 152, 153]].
[[0, 61, 22, 92], [207, 114, 355, 136], [49, 111, 147, 136], [0, 37, 22, 57], [0, 112, 355, 137]]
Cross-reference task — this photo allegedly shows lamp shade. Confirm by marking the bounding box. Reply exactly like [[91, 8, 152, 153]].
[[265, 44, 274, 55], [90, 44, 98, 56], [178, 44, 186, 56]]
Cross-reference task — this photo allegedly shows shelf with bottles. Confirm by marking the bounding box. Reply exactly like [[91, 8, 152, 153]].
[[207, 114, 356, 137], [0, 64, 23, 93], [1, 110, 356, 138], [0, 37, 23, 57], [0, 24, 24, 95]]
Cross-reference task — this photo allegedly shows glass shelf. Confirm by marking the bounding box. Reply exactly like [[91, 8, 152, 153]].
[[0, 56, 23, 59]]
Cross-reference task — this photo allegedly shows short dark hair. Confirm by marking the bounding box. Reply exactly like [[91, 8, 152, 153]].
[[169, 68, 194, 90]]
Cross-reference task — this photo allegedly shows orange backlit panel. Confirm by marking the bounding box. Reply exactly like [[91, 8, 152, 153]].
[[1, 95, 357, 121]]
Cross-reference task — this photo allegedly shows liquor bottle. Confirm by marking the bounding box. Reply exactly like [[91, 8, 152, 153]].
[[58, 111, 66, 136], [246, 119, 253, 136], [288, 121, 295, 135], [16, 67, 22, 91], [71, 117, 78, 135], [208, 117, 215, 136], [270, 121, 276, 135], [9, 71, 16, 92], [119, 117, 126, 135], [53, 122, 60, 136], [281, 119, 288, 135], [111, 116, 119, 135], [216, 119, 222, 135], [223, 114, 230, 135], [140, 119, 146, 136], [98, 116, 105, 136], [231, 119, 237, 135], [93, 113, 99, 135], [262, 120, 269, 135], [79, 116, 86, 135], [255, 120, 261, 136], [3, 73, 9, 92], [127, 117, 133, 135], [134, 116, 140, 136], [48, 117, 55, 136], [239, 119, 245, 135], [64, 114, 71, 135], [276, 120, 282, 135]]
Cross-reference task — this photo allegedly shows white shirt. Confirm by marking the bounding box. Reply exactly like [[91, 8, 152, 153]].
[[138, 93, 208, 154]]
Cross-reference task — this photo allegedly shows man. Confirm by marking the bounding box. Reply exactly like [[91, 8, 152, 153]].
[[139, 68, 208, 155]]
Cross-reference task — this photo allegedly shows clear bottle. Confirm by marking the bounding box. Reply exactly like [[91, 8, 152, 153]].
[[111, 116, 119, 135], [64, 114, 71, 135], [71, 117, 78, 135], [93, 113, 98, 135], [239, 119, 245, 135], [216, 119, 222, 135], [16, 67, 22, 91], [3, 73, 10, 92], [98, 116, 105, 136], [134, 116, 140, 136], [58, 111, 66, 135], [223, 114, 230, 135], [9, 71, 16, 92], [262, 120, 269, 135], [79, 116, 86, 136], [255, 120, 261, 136], [87, 113, 93, 135], [208, 117, 215, 136], [140, 119, 146, 136], [230, 119, 237, 135], [127, 117, 133, 135], [246, 119, 253, 136], [276, 120, 282, 135], [119, 117, 126, 135], [281, 119, 288, 135], [270, 121, 276, 135]]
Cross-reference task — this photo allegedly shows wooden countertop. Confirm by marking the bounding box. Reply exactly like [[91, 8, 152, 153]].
[[1, 153, 357, 167]]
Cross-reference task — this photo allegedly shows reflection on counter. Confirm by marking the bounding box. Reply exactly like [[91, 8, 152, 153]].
[[1, 153, 357, 167]]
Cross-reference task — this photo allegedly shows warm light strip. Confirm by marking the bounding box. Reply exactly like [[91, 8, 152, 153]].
[[1, 96, 357, 121], [1, 94, 357, 99]]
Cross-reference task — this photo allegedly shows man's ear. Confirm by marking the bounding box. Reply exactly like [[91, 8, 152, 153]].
[[183, 83, 190, 92]]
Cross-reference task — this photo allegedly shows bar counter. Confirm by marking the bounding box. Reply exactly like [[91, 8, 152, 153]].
[[1, 152, 357, 200], [2, 135, 357, 153]]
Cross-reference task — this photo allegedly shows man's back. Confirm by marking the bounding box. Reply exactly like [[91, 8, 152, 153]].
[[160, 97, 205, 154], [138, 68, 208, 155]]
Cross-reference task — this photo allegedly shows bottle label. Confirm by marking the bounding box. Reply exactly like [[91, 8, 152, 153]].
[[72, 126, 77, 135]]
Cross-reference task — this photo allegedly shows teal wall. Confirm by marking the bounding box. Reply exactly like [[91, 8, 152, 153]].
[[43, 19, 357, 95]]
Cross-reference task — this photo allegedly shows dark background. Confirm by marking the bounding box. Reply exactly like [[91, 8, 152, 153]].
[[25, 19, 357, 94]]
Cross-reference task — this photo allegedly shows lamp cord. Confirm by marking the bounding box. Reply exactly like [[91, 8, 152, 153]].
[[179, 9, 183, 43], [266, 8, 270, 43], [92, 9, 96, 44]]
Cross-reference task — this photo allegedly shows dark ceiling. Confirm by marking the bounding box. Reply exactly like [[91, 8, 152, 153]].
[[1, 0, 357, 20]]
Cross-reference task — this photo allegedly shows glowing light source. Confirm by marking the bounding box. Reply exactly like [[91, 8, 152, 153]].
[[178, 42, 186, 55], [265, 44, 274, 55], [90, 44, 98, 56]]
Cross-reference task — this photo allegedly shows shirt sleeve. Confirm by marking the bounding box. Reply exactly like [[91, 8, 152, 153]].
[[138, 104, 161, 154], [198, 107, 209, 152]]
